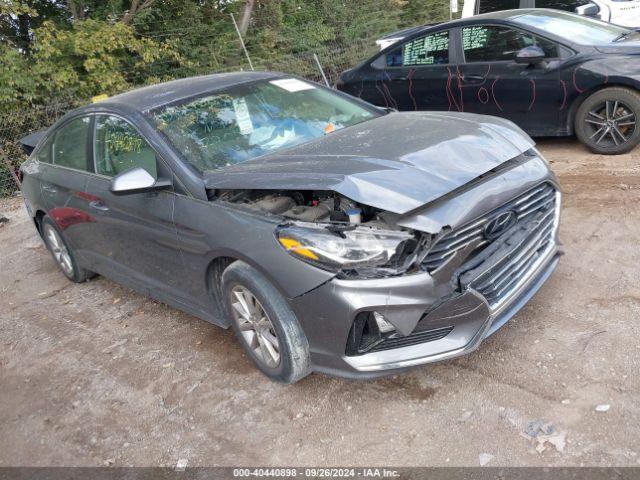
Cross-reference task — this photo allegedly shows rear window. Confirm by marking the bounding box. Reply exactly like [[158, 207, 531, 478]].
[[387, 31, 450, 67], [52, 117, 91, 171]]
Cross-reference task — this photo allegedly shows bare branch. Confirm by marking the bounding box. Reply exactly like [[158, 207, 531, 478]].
[[122, 0, 156, 25]]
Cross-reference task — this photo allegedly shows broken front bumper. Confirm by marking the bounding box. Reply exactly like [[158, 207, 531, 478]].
[[290, 194, 562, 379]]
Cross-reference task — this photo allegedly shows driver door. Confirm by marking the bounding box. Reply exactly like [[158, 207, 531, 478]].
[[456, 24, 564, 136], [84, 114, 188, 297]]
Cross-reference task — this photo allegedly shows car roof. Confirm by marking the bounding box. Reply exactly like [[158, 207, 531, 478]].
[[94, 71, 283, 112]]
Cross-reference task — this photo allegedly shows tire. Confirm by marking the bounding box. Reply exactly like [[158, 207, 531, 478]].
[[221, 261, 311, 384], [575, 87, 640, 155], [41, 215, 92, 283]]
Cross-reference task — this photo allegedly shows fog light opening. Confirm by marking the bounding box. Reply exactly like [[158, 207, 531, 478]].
[[373, 311, 396, 334], [345, 311, 396, 356]]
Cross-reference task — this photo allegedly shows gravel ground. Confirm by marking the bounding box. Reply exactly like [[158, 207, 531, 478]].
[[0, 139, 639, 467]]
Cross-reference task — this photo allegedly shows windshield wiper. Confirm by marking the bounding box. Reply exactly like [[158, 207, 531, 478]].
[[613, 31, 635, 42]]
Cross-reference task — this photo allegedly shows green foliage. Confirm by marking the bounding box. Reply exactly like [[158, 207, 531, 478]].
[[0, 0, 451, 111]]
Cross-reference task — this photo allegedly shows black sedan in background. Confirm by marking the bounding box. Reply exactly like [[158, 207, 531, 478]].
[[338, 10, 640, 155]]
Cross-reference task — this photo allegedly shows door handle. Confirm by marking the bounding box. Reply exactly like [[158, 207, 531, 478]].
[[463, 74, 486, 84], [42, 185, 57, 193], [89, 200, 109, 212]]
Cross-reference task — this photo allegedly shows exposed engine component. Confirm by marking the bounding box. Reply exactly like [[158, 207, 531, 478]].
[[283, 203, 331, 222], [253, 194, 296, 214], [222, 190, 371, 225]]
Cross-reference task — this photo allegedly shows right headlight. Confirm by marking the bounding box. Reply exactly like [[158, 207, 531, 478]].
[[276, 223, 414, 274]]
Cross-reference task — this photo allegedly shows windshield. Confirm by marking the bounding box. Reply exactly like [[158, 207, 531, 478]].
[[150, 78, 377, 172], [511, 11, 631, 45]]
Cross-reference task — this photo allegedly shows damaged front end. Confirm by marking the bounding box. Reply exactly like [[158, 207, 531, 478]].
[[208, 154, 561, 377], [214, 188, 436, 280]]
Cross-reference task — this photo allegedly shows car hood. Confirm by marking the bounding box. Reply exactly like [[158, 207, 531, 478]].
[[204, 112, 534, 215], [595, 38, 640, 54]]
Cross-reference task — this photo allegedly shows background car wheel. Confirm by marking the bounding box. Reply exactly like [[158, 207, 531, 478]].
[[575, 87, 640, 155], [41, 216, 92, 283], [222, 261, 311, 384]]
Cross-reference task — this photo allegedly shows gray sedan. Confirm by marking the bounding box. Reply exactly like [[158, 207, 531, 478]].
[[19, 72, 561, 383]]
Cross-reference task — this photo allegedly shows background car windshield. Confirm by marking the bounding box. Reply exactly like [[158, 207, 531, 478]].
[[151, 79, 376, 172], [511, 12, 630, 45]]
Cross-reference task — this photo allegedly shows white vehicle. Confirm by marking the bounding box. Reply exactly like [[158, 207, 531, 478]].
[[461, 0, 640, 26], [375, 1, 640, 50]]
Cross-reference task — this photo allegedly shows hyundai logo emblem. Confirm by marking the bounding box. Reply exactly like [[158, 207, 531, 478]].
[[484, 211, 517, 240]]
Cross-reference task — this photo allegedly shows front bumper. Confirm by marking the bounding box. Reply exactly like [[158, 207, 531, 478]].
[[290, 192, 562, 379]]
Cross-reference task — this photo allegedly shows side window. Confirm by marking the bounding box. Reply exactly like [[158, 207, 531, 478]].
[[462, 25, 558, 62], [534, 0, 592, 11], [52, 117, 91, 170], [94, 115, 158, 179], [34, 138, 52, 164], [478, 0, 520, 14], [387, 31, 449, 67]]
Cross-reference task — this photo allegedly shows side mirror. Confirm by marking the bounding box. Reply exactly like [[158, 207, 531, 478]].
[[576, 3, 600, 16], [515, 46, 546, 65], [109, 167, 172, 195]]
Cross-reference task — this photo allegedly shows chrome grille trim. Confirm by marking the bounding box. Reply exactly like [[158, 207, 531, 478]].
[[472, 191, 561, 314], [422, 183, 557, 272]]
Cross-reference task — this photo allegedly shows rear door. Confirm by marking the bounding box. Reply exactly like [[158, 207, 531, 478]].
[[83, 114, 188, 297], [40, 115, 97, 257], [380, 29, 453, 112]]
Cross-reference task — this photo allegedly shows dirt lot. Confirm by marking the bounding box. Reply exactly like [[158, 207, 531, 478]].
[[1, 138, 639, 467]]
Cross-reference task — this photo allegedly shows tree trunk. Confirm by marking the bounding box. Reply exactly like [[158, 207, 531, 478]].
[[238, 0, 255, 36]]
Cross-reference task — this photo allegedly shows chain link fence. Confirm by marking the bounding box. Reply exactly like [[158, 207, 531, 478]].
[[0, 38, 379, 198]]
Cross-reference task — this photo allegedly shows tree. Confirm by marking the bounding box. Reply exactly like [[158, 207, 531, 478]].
[[238, 0, 254, 35]]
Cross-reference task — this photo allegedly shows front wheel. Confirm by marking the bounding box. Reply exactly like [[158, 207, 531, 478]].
[[221, 261, 311, 384], [575, 87, 640, 155]]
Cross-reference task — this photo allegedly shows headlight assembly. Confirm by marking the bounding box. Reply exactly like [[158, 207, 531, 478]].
[[276, 223, 414, 275]]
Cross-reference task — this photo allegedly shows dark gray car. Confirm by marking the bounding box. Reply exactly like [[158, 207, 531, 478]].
[[20, 72, 562, 383]]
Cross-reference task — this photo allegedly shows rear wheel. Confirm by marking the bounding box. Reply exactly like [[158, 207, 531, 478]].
[[41, 216, 91, 283], [222, 261, 311, 384], [575, 87, 640, 155]]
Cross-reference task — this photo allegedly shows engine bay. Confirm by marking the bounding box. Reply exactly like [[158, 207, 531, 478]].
[[213, 189, 437, 279], [216, 189, 387, 226]]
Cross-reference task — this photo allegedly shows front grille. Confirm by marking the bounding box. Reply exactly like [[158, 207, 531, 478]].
[[470, 204, 556, 311], [369, 326, 454, 353], [422, 183, 557, 272]]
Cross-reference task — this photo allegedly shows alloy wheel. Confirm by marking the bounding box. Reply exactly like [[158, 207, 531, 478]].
[[44, 225, 74, 277], [585, 100, 637, 148], [229, 285, 281, 368]]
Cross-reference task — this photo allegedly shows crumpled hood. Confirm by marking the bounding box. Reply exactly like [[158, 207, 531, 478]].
[[204, 112, 534, 215]]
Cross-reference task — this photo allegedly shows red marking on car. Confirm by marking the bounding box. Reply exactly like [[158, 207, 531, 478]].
[[407, 69, 418, 111], [456, 66, 464, 112], [375, 82, 390, 108], [478, 87, 489, 105], [559, 80, 568, 111], [573, 68, 585, 93], [491, 78, 503, 112], [527, 79, 537, 112]]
